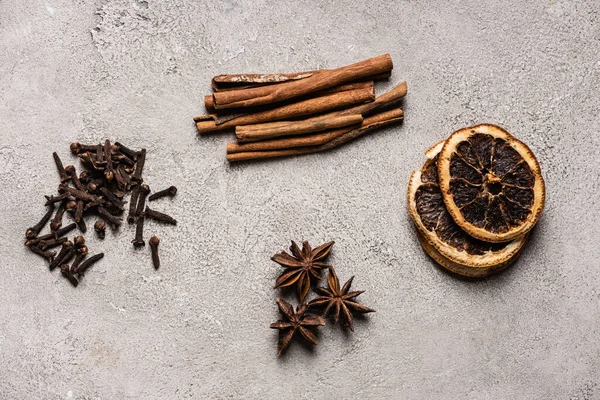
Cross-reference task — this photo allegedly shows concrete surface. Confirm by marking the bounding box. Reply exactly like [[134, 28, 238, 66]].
[[1, 0, 599, 398]]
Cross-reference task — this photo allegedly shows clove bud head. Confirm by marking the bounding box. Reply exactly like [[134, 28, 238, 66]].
[[149, 236, 160, 247], [94, 220, 106, 239], [74, 235, 85, 248], [66, 200, 78, 212], [70, 142, 81, 154], [64, 165, 75, 177]]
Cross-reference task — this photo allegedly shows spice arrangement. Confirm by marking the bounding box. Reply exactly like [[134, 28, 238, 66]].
[[24, 141, 178, 286], [407, 125, 546, 277], [270, 241, 374, 356], [20, 51, 551, 366], [194, 54, 407, 162]]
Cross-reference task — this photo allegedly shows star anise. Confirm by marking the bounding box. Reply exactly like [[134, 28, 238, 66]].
[[269, 298, 325, 356], [271, 240, 335, 302], [308, 267, 375, 331]]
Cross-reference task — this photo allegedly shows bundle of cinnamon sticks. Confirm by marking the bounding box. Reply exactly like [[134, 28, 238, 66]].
[[194, 54, 407, 162]]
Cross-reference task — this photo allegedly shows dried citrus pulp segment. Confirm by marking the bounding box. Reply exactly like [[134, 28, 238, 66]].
[[407, 143, 528, 276], [438, 125, 545, 243]]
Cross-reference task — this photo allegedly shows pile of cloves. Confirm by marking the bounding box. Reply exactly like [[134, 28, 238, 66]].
[[24, 140, 178, 286]]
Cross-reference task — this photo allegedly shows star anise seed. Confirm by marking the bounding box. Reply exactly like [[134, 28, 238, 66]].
[[271, 240, 335, 302], [308, 267, 375, 331], [269, 298, 325, 356]]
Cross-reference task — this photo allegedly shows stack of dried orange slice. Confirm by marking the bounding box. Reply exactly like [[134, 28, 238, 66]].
[[407, 124, 545, 277]]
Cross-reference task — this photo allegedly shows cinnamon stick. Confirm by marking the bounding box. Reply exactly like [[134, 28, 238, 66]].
[[236, 114, 363, 142], [226, 107, 404, 162], [227, 124, 355, 154], [212, 54, 393, 109], [212, 71, 314, 91], [195, 84, 374, 134], [202, 80, 374, 112], [211, 70, 391, 92]]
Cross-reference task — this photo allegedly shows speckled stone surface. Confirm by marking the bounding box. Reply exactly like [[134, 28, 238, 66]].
[[1, 0, 599, 398]]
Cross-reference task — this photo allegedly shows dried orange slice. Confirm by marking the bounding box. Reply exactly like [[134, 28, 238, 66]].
[[415, 231, 525, 278], [407, 142, 528, 277], [438, 125, 545, 242]]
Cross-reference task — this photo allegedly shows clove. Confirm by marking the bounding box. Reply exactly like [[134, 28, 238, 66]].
[[131, 148, 146, 181], [95, 143, 104, 167], [115, 142, 139, 161], [149, 236, 160, 269], [70, 142, 98, 155], [104, 139, 115, 181], [148, 186, 177, 202], [26, 204, 55, 239], [50, 201, 67, 232], [25, 232, 54, 247], [56, 222, 77, 238], [60, 264, 79, 287], [44, 192, 69, 206], [29, 246, 56, 263], [127, 184, 141, 224], [132, 215, 145, 248], [135, 184, 150, 219], [65, 165, 84, 190], [75, 253, 104, 275], [76, 215, 87, 233], [39, 236, 67, 250], [52, 152, 69, 182], [70, 246, 88, 274], [74, 200, 84, 223], [144, 207, 177, 225]]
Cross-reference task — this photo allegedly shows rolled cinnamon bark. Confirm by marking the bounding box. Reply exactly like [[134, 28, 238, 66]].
[[195, 84, 374, 134], [226, 126, 355, 154], [212, 54, 393, 109], [226, 107, 404, 162], [211, 71, 391, 92], [201, 80, 374, 113], [212, 71, 314, 91], [235, 114, 363, 142]]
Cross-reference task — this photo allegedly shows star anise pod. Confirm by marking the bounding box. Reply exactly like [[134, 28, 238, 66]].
[[271, 240, 335, 302], [269, 298, 325, 356], [308, 267, 375, 331]]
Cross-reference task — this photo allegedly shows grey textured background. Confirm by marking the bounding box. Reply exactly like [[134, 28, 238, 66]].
[[1, 0, 599, 399]]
